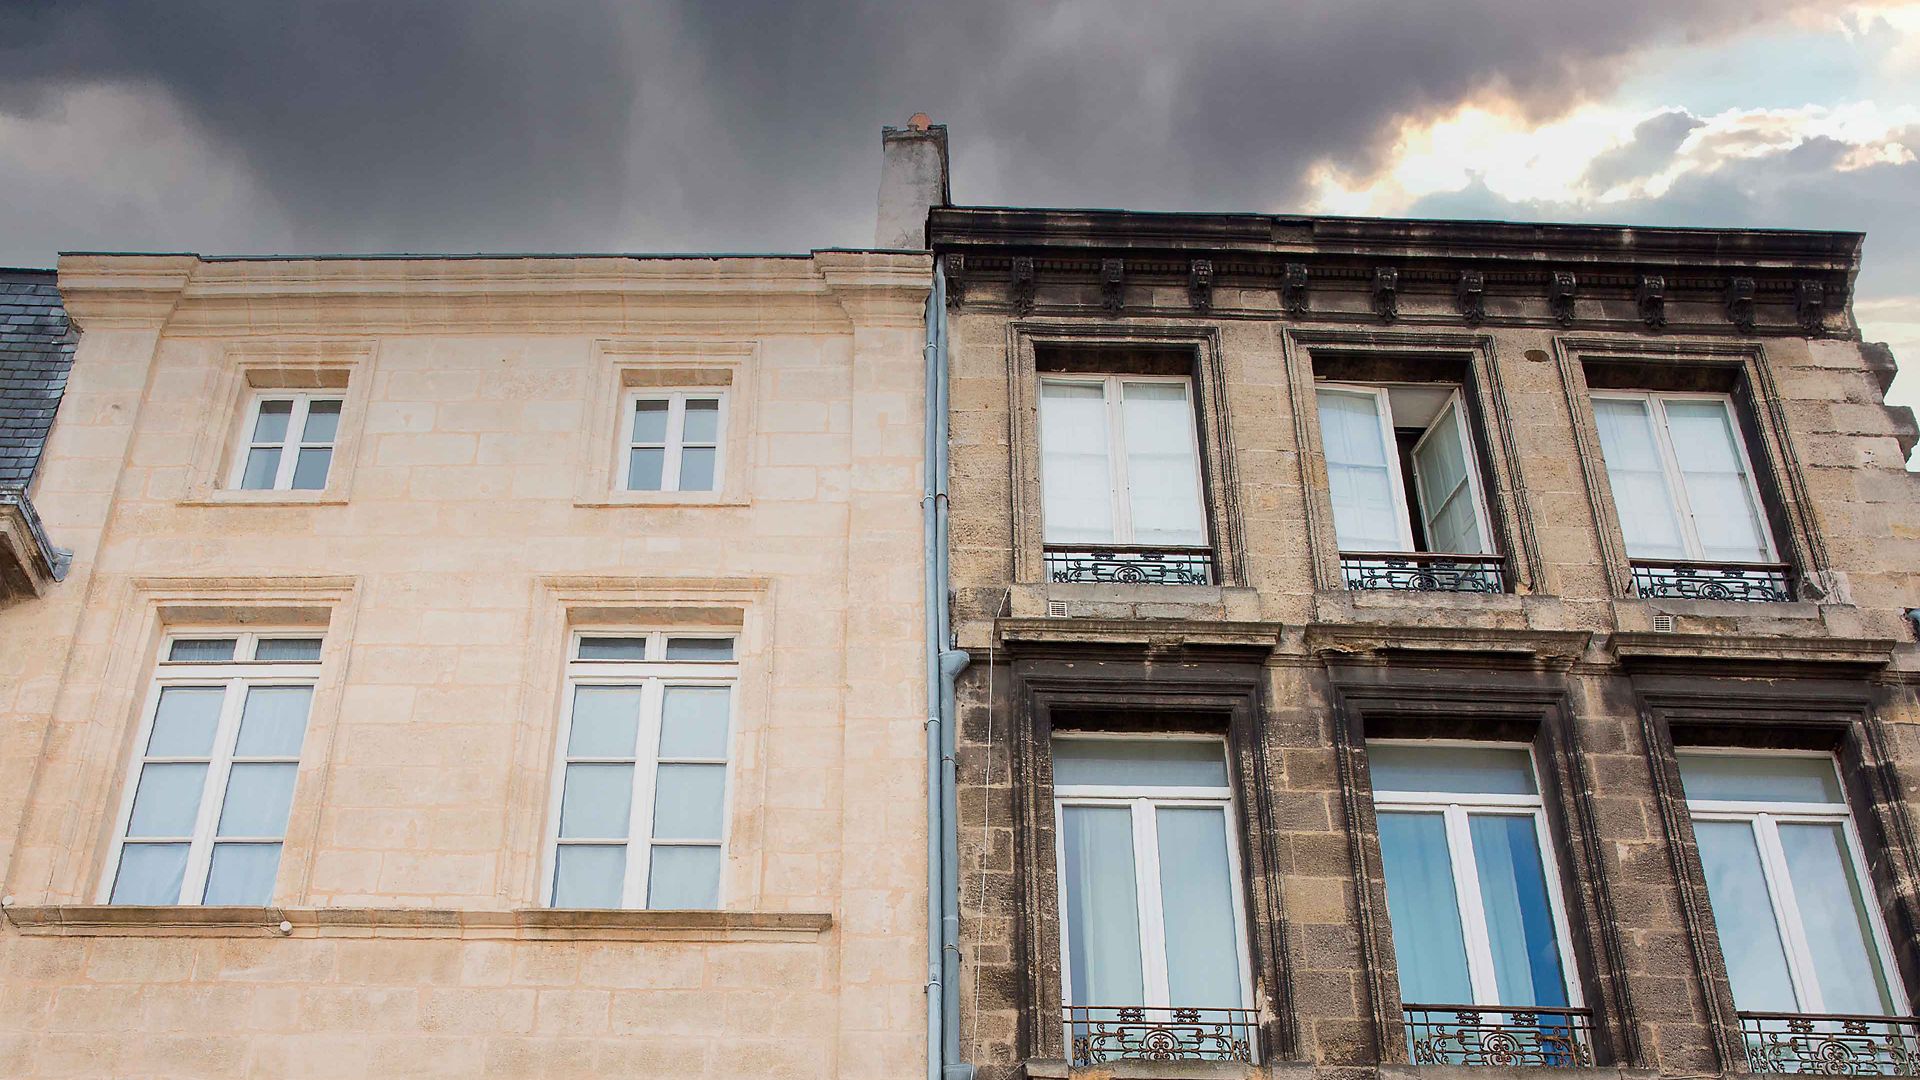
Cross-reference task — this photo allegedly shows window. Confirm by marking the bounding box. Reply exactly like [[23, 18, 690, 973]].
[[545, 631, 735, 909], [620, 391, 725, 493], [1053, 736, 1255, 1063], [1678, 752, 1907, 1018], [231, 393, 342, 491], [103, 632, 322, 905], [1591, 393, 1775, 565], [1317, 384, 1492, 556], [1369, 742, 1590, 1066]]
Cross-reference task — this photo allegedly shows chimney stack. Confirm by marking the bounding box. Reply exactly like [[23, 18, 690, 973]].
[[875, 114, 950, 250]]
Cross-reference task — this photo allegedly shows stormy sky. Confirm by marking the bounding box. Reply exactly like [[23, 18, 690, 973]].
[[2, 1, 1918, 440]]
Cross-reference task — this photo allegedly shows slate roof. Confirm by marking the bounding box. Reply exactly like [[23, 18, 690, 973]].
[[0, 269, 76, 490]]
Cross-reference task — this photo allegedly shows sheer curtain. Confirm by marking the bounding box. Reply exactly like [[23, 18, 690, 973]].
[[1040, 381, 1116, 543], [1121, 382, 1207, 547], [1662, 400, 1769, 562], [1593, 398, 1688, 559], [1318, 389, 1405, 552], [1061, 805, 1146, 1007], [1777, 823, 1895, 1014], [1157, 806, 1244, 1007], [1378, 811, 1474, 1004], [1412, 400, 1486, 555], [1693, 820, 1798, 1012]]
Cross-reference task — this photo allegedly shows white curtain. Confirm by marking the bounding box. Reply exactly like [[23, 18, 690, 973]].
[[1694, 820, 1798, 1011], [1318, 389, 1405, 552], [1412, 399, 1487, 554], [1777, 822, 1895, 1014], [1121, 382, 1207, 546], [1040, 382, 1116, 543], [1061, 805, 1146, 1006], [1593, 399, 1687, 559], [1663, 400, 1770, 562], [1468, 814, 1568, 1007], [1156, 807, 1244, 1007]]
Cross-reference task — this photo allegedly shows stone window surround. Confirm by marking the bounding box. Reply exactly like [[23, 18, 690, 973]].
[[1282, 328, 1545, 595], [1005, 321, 1249, 588], [1631, 671, 1920, 1070], [22, 575, 360, 906], [1554, 335, 1834, 603], [1327, 661, 1641, 1068], [999, 641, 1296, 1064], [575, 339, 759, 507], [182, 340, 376, 506]]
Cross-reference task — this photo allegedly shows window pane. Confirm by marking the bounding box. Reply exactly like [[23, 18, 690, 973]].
[[1592, 398, 1688, 559], [301, 399, 342, 443], [677, 446, 717, 491], [167, 639, 237, 663], [147, 687, 225, 756], [681, 398, 720, 443], [1777, 822, 1895, 1014], [567, 687, 644, 758], [651, 764, 725, 840], [559, 763, 634, 839], [631, 399, 669, 444], [110, 843, 190, 904], [127, 763, 208, 837], [664, 637, 734, 662], [1663, 401, 1770, 562], [1676, 754, 1843, 804], [647, 845, 721, 909], [217, 763, 299, 837], [240, 447, 281, 490], [251, 400, 293, 443], [202, 843, 282, 905], [253, 638, 322, 663], [234, 686, 312, 757], [1368, 743, 1536, 796], [1060, 805, 1146, 1006], [1317, 389, 1405, 552], [1156, 806, 1244, 1007], [553, 844, 626, 908], [659, 686, 730, 759], [1412, 403, 1486, 555], [1121, 382, 1207, 547], [1468, 813, 1568, 1007], [1693, 819, 1798, 1011], [1378, 811, 1474, 1004], [1039, 381, 1115, 544], [290, 447, 332, 490], [576, 636, 647, 661], [627, 447, 665, 491], [1052, 738, 1229, 789]]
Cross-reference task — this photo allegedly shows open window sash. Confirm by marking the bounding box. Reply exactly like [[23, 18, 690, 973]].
[[1410, 392, 1493, 556]]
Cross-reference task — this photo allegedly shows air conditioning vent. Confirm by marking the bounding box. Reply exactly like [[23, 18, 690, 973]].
[[1652, 613, 1677, 633], [1047, 599, 1069, 618]]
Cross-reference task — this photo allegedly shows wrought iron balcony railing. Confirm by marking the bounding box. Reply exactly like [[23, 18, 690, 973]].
[[1342, 551, 1507, 594], [1064, 1005, 1258, 1065], [1403, 1003, 1596, 1068], [1739, 1011, 1920, 1076], [1630, 559, 1793, 602], [1045, 545, 1214, 586]]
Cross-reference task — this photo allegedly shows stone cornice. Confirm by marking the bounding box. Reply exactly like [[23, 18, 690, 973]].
[[996, 616, 1283, 652], [1306, 623, 1594, 668], [0, 904, 832, 942], [1608, 631, 1896, 674]]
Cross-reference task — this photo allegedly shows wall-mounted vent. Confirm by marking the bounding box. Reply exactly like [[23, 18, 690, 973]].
[[1047, 599, 1069, 618], [1652, 613, 1677, 633]]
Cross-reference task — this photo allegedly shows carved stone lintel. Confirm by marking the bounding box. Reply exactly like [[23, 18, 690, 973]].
[[1725, 277, 1756, 333], [1188, 259, 1214, 313], [1281, 263, 1310, 318], [1100, 258, 1124, 315], [1549, 272, 1578, 326], [1795, 280, 1827, 334], [1456, 271, 1486, 325], [1010, 257, 1036, 316], [1635, 275, 1667, 330], [944, 253, 966, 310], [1371, 268, 1398, 323]]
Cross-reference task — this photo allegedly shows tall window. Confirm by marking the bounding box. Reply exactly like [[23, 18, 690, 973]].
[[233, 393, 342, 491], [1678, 752, 1906, 1017], [1317, 384, 1492, 556], [545, 631, 735, 909], [1590, 393, 1774, 565], [621, 391, 725, 492], [104, 633, 322, 905], [1054, 736, 1254, 1062], [1370, 742, 1588, 1065], [1039, 376, 1208, 549]]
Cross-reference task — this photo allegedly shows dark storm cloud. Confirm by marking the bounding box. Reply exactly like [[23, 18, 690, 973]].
[[1582, 110, 1707, 193], [0, 0, 1864, 260]]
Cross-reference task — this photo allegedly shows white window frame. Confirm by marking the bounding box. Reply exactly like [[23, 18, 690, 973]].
[[1317, 383, 1494, 556], [100, 631, 323, 905], [1051, 733, 1256, 1021], [1590, 391, 1778, 564], [541, 629, 737, 909], [1037, 374, 1209, 547], [228, 392, 344, 491], [1679, 749, 1908, 1014], [1369, 740, 1583, 1010], [616, 390, 728, 493]]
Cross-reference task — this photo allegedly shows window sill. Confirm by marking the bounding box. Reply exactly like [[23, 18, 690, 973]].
[[574, 492, 750, 508], [1023, 1058, 1276, 1080], [180, 488, 349, 507], [0, 904, 830, 942], [1379, 1066, 1656, 1080]]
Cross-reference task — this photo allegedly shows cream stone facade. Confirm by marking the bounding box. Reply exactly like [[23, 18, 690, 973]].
[[0, 250, 934, 1078]]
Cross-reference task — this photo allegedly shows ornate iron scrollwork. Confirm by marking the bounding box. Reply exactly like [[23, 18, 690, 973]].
[[1065, 1005, 1258, 1065], [1045, 546, 1214, 586], [1739, 1011, 1920, 1076], [1341, 553, 1507, 594], [1403, 1004, 1596, 1069], [1630, 560, 1792, 602]]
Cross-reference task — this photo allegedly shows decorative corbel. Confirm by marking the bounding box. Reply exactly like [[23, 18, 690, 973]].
[[1456, 270, 1486, 325], [1794, 280, 1827, 334], [1281, 263, 1310, 317], [1010, 257, 1036, 316], [1371, 268, 1399, 323], [1100, 258, 1125, 315], [1188, 259, 1214, 313], [1725, 277, 1756, 333], [1635, 275, 1666, 330], [1549, 272, 1577, 326], [943, 253, 966, 310]]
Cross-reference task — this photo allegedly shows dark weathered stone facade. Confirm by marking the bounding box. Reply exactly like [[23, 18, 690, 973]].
[[932, 208, 1920, 1080]]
